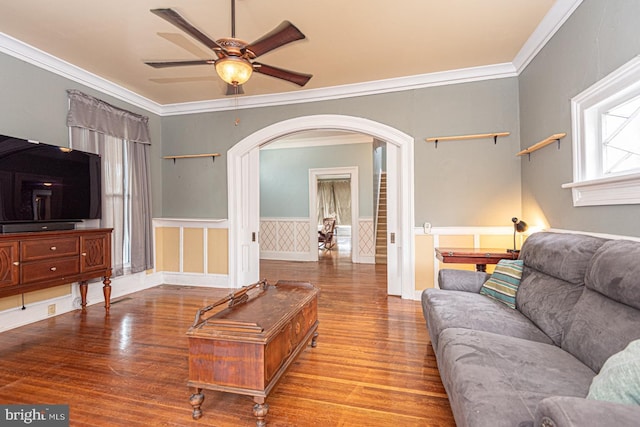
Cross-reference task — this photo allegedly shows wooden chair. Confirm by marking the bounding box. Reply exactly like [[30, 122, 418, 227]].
[[318, 217, 336, 250]]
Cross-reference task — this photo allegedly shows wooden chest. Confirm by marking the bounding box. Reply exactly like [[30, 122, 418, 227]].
[[186, 280, 319, 426]]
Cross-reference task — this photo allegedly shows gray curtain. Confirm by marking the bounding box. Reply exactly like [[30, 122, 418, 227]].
[[67, 90, 153, 276], [67, 89, 151, 143], [317, 179, 351, 225]]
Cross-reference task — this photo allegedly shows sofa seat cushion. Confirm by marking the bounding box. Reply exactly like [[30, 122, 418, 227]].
[[422, 289, 553, 352], [437, 328, 596, 427]]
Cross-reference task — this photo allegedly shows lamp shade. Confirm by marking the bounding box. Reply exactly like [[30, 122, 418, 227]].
[[513, 217, 528, 233], [215, 57, 253, 86]]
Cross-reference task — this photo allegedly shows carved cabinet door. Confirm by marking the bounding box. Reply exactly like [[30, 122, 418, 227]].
[[80, 233, 111, 273], [0, 242, 19, 287]]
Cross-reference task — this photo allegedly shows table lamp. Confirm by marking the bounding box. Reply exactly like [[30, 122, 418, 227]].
[[508, 217, 528, 253]]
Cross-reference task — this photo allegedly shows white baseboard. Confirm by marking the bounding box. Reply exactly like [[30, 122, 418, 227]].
[[357, 256, 376, 264], [260, 251, 315, 262], [161, 272, 229, 288]]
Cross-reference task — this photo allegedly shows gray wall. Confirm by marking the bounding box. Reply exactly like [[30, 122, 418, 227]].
[[0, 53, 164, 217], [260, 142, 373, 218], [162, 77, 522, 226], [0, 38, 522, 229], [3, 1, 639, 236], [519, 0, 640, 236]]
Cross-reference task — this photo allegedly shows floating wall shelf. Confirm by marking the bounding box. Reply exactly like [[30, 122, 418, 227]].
[[426, 132, 510, 148], [516, 133, 566, 159], [164, 153, 221, 163]]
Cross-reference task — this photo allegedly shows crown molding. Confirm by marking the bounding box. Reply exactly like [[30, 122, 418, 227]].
[[0, 0, 583, 117], [160, 62, 518, 116], [512, 0, 584, 73], [0, 32, 164, 115]]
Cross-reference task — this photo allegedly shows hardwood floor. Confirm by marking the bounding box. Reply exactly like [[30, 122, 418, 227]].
[[0, 240, 454, 426]]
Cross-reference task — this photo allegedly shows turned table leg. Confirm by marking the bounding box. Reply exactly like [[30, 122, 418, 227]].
[[252, 397, 269, 427], [79, 281, 88, 311], [189, 389, 205, 420], [102, 275, 112, 313]]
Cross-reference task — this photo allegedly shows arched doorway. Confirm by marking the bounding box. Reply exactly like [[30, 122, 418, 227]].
[[228, 115, 415, 298]]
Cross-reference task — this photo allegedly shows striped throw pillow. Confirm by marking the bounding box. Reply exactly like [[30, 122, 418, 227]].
[[479, 259, 524, 309]]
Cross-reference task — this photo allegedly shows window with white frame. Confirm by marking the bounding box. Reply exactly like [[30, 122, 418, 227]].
[[564, 56, 640, 206]]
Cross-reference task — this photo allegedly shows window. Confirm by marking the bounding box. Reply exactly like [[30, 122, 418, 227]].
[[564, 56, 640, 206], [67, 90, 154, 277]]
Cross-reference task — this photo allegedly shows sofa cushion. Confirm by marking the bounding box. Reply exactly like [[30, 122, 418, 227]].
[[584, 239, 640, 311], [516, 269, 585, 346], [422, 289, 553, 352], [518, 232, 606, 284], [563, 239, 640, 373], [437, 328, 595, 427], [563, 288, 640, 373], [535, 396, 640, 427], [480, 259, 523, 309], [516, 232, 607, 346], [587, 339, 640, 405]]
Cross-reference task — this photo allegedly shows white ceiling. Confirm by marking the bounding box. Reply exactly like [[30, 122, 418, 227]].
[[0, 1, 579, 111]]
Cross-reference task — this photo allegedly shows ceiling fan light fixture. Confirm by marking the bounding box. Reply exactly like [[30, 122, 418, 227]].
[[215, 56, 253, 86]]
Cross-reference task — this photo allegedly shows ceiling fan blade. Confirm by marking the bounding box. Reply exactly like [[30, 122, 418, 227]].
[[226, 84, 245, 96], [245, 21, 305, 58], [253, 62, 312, 87], [145, 59, 215, 68], [151, 8, 224, 55]]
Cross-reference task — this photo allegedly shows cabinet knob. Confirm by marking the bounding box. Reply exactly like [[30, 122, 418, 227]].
[[81, 252, 87, 257], [50, 246, 57, 251], [50, 267, 57, 272], [13, 261, 19, 266]]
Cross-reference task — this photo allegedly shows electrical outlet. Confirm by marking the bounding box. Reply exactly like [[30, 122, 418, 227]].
[[47, 304, 56, 315]]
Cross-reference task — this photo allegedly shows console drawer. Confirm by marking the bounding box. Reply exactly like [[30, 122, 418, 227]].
[[21, 237, 79, 261], [21, 257, 80, 284]]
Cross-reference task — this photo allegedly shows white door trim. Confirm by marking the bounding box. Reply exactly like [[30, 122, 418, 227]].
[[228, 114, 415, 298], [309, 167, 359, 263]]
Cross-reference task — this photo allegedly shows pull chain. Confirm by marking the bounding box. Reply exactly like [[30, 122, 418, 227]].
[[234, 84, 240, 126]]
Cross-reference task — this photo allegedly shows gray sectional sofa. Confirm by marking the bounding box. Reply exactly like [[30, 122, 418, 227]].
[[422, 231, 640, 427]]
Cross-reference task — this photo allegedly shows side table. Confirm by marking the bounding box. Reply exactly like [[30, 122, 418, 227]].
[[435, 247, 518, 272]]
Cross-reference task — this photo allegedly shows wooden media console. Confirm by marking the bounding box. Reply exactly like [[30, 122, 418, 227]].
[[0, 228, 113, 311]]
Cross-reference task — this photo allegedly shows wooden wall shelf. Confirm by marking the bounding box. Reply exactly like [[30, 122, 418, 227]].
[[426, 132, 510, 148], [164, 153, 220, 163], [517, 133, 566, 158]]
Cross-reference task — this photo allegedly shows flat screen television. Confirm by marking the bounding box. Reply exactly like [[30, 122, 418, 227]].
[[0, 134, 101, 233]]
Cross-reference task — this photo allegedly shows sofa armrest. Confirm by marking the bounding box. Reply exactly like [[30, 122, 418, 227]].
[[437, 269, 490, 293], [535, 396, 640, 427]]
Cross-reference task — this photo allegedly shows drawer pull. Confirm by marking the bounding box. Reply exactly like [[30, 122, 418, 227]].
[[50, 267, 57, 272], [13, 261, 19, 266]]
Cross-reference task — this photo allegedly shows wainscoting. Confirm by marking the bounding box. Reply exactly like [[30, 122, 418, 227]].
[[259, 217, 375, 263], [154, 218, 229, 287], [413, 226, 526, 299], [5, 220, 632, 332]]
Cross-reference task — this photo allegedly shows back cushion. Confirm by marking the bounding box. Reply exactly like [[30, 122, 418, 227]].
[[516, 232, 607, 345], [563, 239, 640, 372]]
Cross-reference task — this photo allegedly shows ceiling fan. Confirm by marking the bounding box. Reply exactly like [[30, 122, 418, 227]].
[[145, 1, 312, 94]]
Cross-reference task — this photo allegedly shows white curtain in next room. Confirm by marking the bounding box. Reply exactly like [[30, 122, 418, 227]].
[[317, 179, 351, 225]]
